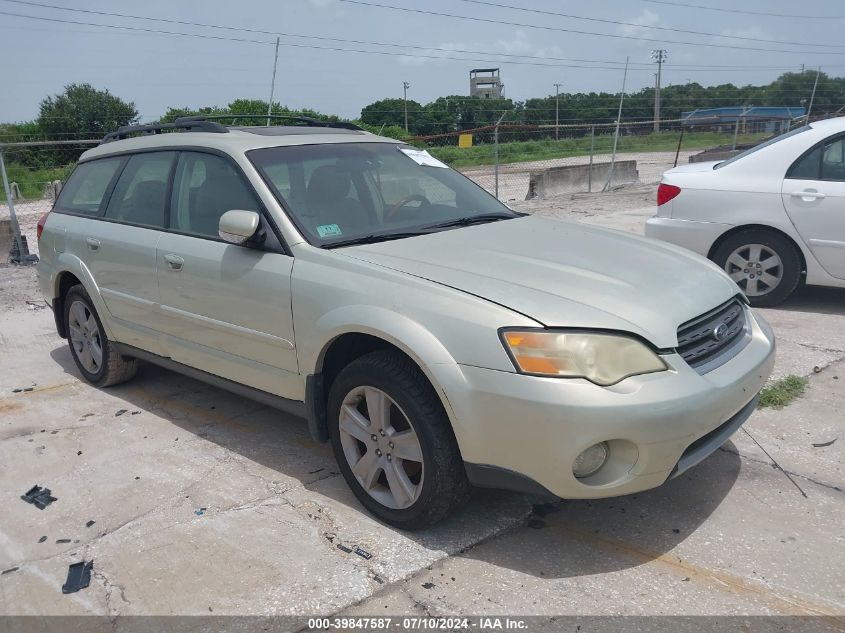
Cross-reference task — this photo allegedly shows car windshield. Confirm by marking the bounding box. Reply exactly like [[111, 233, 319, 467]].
[[714, 124, 810, 169], [248, 142, 517, 246]]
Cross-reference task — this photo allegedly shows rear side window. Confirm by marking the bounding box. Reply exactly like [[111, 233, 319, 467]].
[[104, 152, 176, 228], [169, 152, 260, 239], [54, 157, 124, 215], [822, 138, 845, 181], [787, 147, 822, 179], [786, 135, 845, 181]]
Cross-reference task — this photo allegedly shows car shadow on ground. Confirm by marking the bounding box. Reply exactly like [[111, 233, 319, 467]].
[[48, 344, 740, 575], [459, 446, 741, 578], [775, 285, 845, 316]]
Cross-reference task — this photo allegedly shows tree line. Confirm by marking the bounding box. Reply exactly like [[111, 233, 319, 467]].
[[2, 71, 843, 167]]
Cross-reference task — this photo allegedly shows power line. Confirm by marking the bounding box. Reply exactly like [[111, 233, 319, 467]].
[[0, 0, 812, 71], [2, 10, 822, 74], [453, 0, 845, 49], [640, 0, 845, 20], [335, 0, 845, 55]]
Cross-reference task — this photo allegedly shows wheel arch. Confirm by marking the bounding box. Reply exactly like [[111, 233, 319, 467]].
[[51, 256, 115, 340], [303, 310, 461, 444], [707, 224, 807, 275]]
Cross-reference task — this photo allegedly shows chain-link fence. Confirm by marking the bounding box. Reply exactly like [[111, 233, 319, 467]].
[[0, 114, 831, 263], [414, 115, 806, 203], [0, 139, 99, 263]]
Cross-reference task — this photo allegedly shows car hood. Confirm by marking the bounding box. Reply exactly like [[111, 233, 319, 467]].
[[664, 160, 720, 174], [342, 216, 739, 348]]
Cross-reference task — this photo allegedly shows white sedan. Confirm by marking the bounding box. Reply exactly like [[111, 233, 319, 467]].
[[646, 116, 845, 306]]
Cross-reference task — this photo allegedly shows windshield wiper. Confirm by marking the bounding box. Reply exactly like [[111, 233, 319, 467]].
[[423, 213, 516, 231], [321, 231, 429, 248]]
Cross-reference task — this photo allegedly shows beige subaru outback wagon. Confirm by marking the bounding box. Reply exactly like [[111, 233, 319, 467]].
[[36, 116, 775, 529]]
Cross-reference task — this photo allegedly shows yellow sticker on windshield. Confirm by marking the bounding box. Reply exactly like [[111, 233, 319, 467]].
[[317, 224, 343, 238]]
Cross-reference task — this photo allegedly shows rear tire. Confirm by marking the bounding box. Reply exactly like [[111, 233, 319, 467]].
[[327, 350, 470, 530], [64, 285, 137, 387], [712, 229, 802, 307]]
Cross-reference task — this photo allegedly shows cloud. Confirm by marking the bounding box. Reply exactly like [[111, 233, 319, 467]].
[[397, 30, 564, 67], [617, 9, 661, 37]]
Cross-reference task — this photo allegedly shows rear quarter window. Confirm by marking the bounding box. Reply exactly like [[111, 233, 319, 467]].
[[54, 156, 125, 216]]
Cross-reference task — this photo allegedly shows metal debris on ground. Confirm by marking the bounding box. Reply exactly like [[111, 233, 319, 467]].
[[61, 561, 93, 594], [2, 567, 19, 575], [21, 485, 57, 510], [85, 520, 95, 528], [38, 536, 47, 543], [12, 387, 33, 393], [55, 539, 71, 544], [336, 544, 353, 554], [194, 507, 207, 516], [114, 409, 127, 417], [812, 439, 837, 448], [25, 300, 47, 311], [354, 547, 373, 560]]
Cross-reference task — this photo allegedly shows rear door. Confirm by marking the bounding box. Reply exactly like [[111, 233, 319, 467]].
[[156, 151, 299, 399], [84, 151, 176, 354], [782, 134, 845, 279]]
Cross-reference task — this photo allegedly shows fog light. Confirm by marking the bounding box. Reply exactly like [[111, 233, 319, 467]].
[[573, 442, 609, 478]]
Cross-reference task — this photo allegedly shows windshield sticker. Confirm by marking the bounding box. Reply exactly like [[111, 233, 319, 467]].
[[316, 223, 343, 238], [399, 148, 448, 168]]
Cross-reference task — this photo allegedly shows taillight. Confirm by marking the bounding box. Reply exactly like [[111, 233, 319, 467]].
[[37, 212, 50, 241], [657, 183, 681, 206]]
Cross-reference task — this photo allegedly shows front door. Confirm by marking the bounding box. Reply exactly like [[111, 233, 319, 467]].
[[782, 135, 845, 279], [156, 151, 300, 400]]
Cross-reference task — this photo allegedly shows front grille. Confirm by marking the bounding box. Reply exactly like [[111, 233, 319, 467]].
[[676, 298, 749, 372]]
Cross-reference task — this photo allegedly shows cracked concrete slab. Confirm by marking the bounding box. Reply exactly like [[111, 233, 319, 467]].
[[0, 287, 531, 616]]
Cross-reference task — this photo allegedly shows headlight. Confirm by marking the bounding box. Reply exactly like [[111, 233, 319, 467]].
[[501, 330, 667, 386]]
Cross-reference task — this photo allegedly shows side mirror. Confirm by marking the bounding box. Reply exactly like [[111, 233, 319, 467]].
[[218, 210, 260, 245]]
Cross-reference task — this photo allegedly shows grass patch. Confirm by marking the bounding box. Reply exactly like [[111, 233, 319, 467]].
[[758, 375, 809, 409], [4, 163, 75, 199], [426, 131, 769, 169]]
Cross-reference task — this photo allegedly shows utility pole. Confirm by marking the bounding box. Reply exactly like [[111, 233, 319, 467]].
[[266, 36, 280, 126], [807, 67, 821, 122], [651, 49, 667, 133], [554, 82, 563, 140], [403, 81, 410, 133]]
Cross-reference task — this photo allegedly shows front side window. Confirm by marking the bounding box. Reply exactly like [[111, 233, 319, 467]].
[[248, 142, 516, 246], [104, 152, 176, 228], [54, 157, 125, 216], [170, 152, 261, 238]]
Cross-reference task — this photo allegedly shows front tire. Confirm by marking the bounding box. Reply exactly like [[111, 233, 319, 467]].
[[64, 285, 137, 387], [327, 350, 470, 530], [712, 229, 802, 307]]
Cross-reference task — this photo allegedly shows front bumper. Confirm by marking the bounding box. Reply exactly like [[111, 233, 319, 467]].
[[437, 309, 775, 499], [645, 216, 734, 257]]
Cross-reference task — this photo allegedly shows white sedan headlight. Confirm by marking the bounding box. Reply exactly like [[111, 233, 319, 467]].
[[501, 330, 667, 386]]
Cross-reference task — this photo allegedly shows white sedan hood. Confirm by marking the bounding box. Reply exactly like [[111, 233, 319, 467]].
[[343, 216, 739, 348]]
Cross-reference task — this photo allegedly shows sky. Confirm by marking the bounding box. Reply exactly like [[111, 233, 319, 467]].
[[2, 0, 845, 125]]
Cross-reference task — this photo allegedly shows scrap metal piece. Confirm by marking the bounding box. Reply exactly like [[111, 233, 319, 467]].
[[62, 561, 93, 594], [21, 485, 57, 510]]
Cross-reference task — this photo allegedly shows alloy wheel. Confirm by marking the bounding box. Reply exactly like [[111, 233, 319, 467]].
[[337, 386, 424, 510], [67, 300, 103, 374], [724, 243, 783, 297]]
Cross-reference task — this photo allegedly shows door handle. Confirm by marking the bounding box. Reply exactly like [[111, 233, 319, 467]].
[[85, 237, 100, 251], [164, 254, 184, 271], [790, 190, 826, 200]]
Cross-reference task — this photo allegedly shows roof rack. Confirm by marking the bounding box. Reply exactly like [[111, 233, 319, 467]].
[[174, 114, 363, 131], [102, 120, 228, 143]]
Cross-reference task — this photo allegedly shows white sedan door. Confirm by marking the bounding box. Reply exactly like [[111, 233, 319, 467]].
[[782, 135, 845, 279]]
